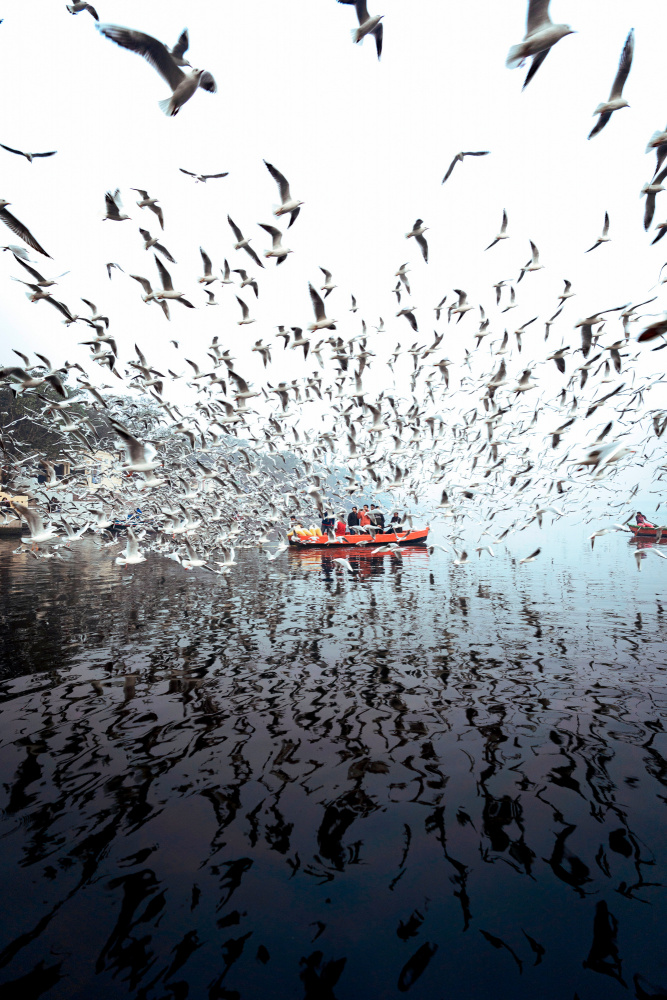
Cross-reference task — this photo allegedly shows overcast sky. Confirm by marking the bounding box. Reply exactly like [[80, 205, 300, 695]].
[[0, 0, 665, 487]]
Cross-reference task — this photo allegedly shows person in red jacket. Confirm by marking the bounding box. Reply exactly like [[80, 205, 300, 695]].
[[358, 505, 371, 529], [335, 515, 347, 536], [636, 511, 656, 528]]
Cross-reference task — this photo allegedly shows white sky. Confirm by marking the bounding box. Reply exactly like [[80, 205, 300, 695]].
[[0, 0, 666, 491]]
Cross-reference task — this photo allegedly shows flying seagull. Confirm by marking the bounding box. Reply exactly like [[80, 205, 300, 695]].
[[103, 189, 130, 221], [589, 29, 634, 139], [0, 143, 57, 163], [442, 151, 489, 184], [586, 212, 611, 252], [179, 168, 228, 183], [406, 219, 429, 262], [227, 215, 264, 268], [338, 0, 383, 60], [485, 209, 509, 250], [506, 0, 575, 90], [263, 161, 303, 227], [259, 223, 292, 265], [0, 199, 50, 257], [97, 23, 217, 116]]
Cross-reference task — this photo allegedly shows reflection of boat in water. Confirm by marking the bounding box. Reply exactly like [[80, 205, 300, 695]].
[[290, 543, 430, 575], [629, 525, 667, 542], [288, 528, 429, 548]]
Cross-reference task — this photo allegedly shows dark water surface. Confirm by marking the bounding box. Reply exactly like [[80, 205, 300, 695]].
[[1, 530, 667, 999]]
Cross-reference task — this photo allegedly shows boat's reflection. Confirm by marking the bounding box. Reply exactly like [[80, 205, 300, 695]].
[[289, 544, 430, 578]]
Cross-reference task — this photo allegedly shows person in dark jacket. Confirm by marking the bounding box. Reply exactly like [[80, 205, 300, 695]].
[[370, 504, 385, 529], [347, 507, 360, 533], [321, 511, 336, 534]]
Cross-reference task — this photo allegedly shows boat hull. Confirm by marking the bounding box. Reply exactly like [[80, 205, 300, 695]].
[[629, 525, 667, 540], [288, 528, 429, 548]]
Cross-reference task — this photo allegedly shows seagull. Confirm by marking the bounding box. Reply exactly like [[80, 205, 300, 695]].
[[406, 219, 429, 262], [106, 262, 124, 279], [308, 284, 337, 332], [67, 3, 98, 19], [586, 212, 611, 252], [641, 165, 667, 231], [506, 0, 575, 90], [103, 189, 130, 222], [320, 267, 337, 297], [333, 556, 356, 573], [97, 23, 217, 116], [115, 528, 146, 566], [179, 168, 229, 183], [263, 161, 303, 227], [236, 296, 256, 325], [396, 306, 418, 331], [233, 268, 258, 297], [11, 504, 57, 543], [111, 419, 161, 472], [441, 150, 489, 184], [154, 256, 194, 308], [11, 254, 68, 287], [198, 247, 217, 284], [517, 240, 543, 281], [339, 0, 383, 60], [0, 143, 57, 163], [227, 215, 264, 268], [588, 29, 634, 139], [130, 274, 170, 319], [519, 548, 541, 564], [131, 188, 164, 228], [139, 227, 175, 262], [259, 223, 292, 264], [485, 209, 509, 250]]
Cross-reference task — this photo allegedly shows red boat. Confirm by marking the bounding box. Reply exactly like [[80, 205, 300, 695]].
[[288, 527, 430, 548], [629, 524, 667, 540]]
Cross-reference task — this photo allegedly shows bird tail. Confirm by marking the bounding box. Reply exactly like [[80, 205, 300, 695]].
[[351, 27, 362, 43], [158, 97, 175, 116], [506, 44, 525, 69]]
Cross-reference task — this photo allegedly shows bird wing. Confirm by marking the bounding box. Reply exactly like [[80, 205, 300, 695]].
[[12, 254, 45, 283], [200, 72, 217, 93], [245, 244, 264, 268], [179, 168, 197, 177], [201, 172, 228, 179], [588, 112, 611, 140], [130, 273, 152, 295], [259, 223, 282, 244], [0, 206, 50, 257], [373, 22, 383, 59], [0, 143, 26, 156], [441, 155, 459, 184], [171, 27, 189, 59], [264, 160, 290, 202], [610, 28, 634, 99], [227, 214, 243, 241], [526, 0, 552, 35], [603, 212, 610, 235], [105, 190, 122, 219], [415, 234, 428, 262], [97, 24, 184, 91], [236, 296, 249, 319], [309, 283, 326, 321], [200, 247, 212, 273], [523, 48, 550, 89], [154, 254, 173, 290], [151, 204, 164, 229], [31, 150, 57, 158]]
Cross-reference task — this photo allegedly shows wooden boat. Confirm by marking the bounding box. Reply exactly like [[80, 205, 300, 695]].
[[288, 527, 429, 548], [629, 524, 667, 540]]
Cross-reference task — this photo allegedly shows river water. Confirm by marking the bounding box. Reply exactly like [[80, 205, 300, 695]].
[[0, 527, 666, 999]]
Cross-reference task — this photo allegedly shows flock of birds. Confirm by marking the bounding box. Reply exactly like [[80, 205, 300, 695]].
[[1, 0, 667, 580]]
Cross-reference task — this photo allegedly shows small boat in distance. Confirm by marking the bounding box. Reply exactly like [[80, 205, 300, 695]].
[[288, 528, 429, 548], [629, 524, 667, 541]]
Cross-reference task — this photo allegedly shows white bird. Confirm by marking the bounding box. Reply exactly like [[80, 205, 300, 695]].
[[259, 224, 292, 264], [12, 504, 57, 543], [131, 188, 164, 228], [0, 198, 50, 256], [115, 528, 146, 566], [586, 212, 611, 252], [97, 23, 216, 116], [506, 0, 575, 90], [405, 219, 429, 262], [227, 216, 264, 268], [485, 210, 509, 251], [333, 557, 356, 573], [179, 168, 228, 183], [308, 284, 337, 332], [110, 419, 161, 472], [103, 189, 130, 222], [263, 160, 303, 227], [519, 548, 541, 564], [236, 296, 255, 325], [0, 143, 57, 163], [340, 0, 384, 60], [154, 255, 195, 308], [589, 29, 634, 139]]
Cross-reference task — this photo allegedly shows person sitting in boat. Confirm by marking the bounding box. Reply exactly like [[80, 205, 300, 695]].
[[358, 505, 372, 531], [347, 507, 360, 533], [321, 511, 336, 534], [636, 511, 656, 528], [390, 511, 403, 531], [335, 514, 347, 536], [369, 504, 385, 529]]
